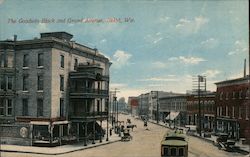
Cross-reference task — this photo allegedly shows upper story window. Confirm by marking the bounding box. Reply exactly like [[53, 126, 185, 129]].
[[226, 92, 229, 100], [226, 106, 228, 116], [23, 75, 28, 91], [246, 88, 249, 99], [38, 53, 44, 67], [239, 90, 242, 99], [60, 75, 64, 91], [0, 52, 7, 67], [0, 76, 6, 90], [37, 75, 43, 91], [7, 76, 13, 90], [220, 92, 223, 100], [60, 55, 64, 68], [232, 106, 235, 118], [37, 99, 43, 117], [74, 58, 78, 70], [232, 91, 235, 99], [0, 99, 4, 116], [6, 99, 12, 116], [23, 54, 29, 67], [60, 98, 64, 117], [246, 106, 249, 120], [22, 99, 28, 116]]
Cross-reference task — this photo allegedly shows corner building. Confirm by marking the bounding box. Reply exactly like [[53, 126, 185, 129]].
[[0, 32, 111, 146]]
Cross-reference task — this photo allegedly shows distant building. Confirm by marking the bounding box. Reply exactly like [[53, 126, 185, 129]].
[[138, 93, 150, 116], [215, 76, 250, 140], [159, 95, 187, 127], [127, 96, 139, 116], [0, 32, 111, 146]]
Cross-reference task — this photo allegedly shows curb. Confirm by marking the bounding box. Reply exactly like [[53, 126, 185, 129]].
[[0, 139, 121, 155]]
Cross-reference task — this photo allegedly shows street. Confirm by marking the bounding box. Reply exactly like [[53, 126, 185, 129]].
[[1, 114, 248, 157]]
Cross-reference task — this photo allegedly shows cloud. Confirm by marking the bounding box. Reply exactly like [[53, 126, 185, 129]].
[[176, 16, 208, 35], [144, 32, 166, 44], [159, 16, 170, 23], [152, 61, 167, 69], [169, 56, 206, 64], [138, 76, 179, 82], [111, 50, 132, 69], [100, 39, 107, 43], [202, 69, 220, 78], [0, 0, 4, 5], [37, 23, 49, 32], [200, 38, 219, 49], [110, 83, 127, 89], [228, 40, 248, 55]]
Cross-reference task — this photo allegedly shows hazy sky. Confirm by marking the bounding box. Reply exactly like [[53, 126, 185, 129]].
[[0, 0, 249, 100]]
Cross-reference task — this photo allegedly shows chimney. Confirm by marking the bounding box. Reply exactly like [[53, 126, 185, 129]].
[[14, 35, 17, 42], [244, 59, 246, 77]]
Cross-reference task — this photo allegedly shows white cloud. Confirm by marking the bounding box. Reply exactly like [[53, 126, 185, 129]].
[[100, 39, 107, 43], [228, 40, 248, 55], [144, 32, 165, 44], [111, 50, 132, 69], [201, 38, 219, 49], [159, 16, 170, 23], [169, 56, 206, 64], [37, 23, 49, 32], [202, 69, 220, 78], [152, 61, 167, 69], [176, 16, 208, 35], [110, 83, 127, 89], [138, 76, 179, 82]]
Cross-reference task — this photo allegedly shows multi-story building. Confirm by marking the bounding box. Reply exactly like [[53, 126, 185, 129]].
[[159, 95, 187, 127], [127, 96, 139, 116], [0, 32, 111, 146], [138, 93, 150, 116], [215, 76, 250, 140], [186, 92, 216, 132]]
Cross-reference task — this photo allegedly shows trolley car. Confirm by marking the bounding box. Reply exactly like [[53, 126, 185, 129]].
[[161, 130, 188, 157]]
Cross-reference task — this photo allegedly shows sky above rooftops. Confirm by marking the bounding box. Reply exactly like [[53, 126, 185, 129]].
[[0, 0, 249, 101]]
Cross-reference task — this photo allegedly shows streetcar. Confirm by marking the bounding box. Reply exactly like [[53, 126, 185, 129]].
[[161, 130, 188, 157]]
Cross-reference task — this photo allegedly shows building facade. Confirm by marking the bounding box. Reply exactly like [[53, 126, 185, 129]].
[[215, 76, 250, 140], [186, 92, 216, 132], [159, 95, 187, 127], [0, 32, 111, 146]]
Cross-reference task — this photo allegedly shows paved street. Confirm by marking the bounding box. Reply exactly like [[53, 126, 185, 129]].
[[1, 114, 248, 157]]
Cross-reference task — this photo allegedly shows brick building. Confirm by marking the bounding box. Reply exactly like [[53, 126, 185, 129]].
[[186, 92, 216, 132], [0, 32, 111, 146], [215, 76, 250, 140]]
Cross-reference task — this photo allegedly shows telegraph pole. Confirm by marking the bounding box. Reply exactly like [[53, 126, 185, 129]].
[[157, 91, 159, 124]]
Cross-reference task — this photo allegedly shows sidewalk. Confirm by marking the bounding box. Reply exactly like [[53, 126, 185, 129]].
[[147, 119, 250, 154], [0, 134, 121, 155]]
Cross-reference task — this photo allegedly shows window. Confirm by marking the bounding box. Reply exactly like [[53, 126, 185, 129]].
[[164, 147, 168, 156], [60, 75, 64, 91], [232, 106, 235, 118], [226, 106, 228, 116], [239, 90, 242, 99], [37, 99, 43, 117], [220, 92, 223, 100], [7, 76, 13, 90], [0, 53, 4, 67], [22, 99, 28, 116], [38, 53, 44, 67], [220, 106, 222, 116], [60, 55, 64, 68], [74, 58, 78, 70], [0, 99, 4, 116], [226, 92, 229, 100], [246, 89, 249, 99], [246, 106, 249, 120], [239, 106, 242, 119], [232, 91, 235, 99], [37, 75, 43, 91], [170, 148, 176, 156], [6, 99, 12, 116], [0, 76, 6, 90], [60, 98, 64, 117], [23, 75, 28, 91], [179, 148, 184, 156], [23, 54, 28, 67]]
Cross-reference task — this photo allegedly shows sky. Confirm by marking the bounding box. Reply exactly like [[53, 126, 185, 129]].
[[0, 0, 249, 101]]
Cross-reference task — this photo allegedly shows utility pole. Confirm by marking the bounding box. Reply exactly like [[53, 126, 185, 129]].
[[157, 91, 159, 124]]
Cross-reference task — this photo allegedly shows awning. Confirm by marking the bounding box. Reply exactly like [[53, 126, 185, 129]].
[[166, 112, 180, 120]]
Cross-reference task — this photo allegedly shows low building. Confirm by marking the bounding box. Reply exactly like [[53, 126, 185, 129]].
[[215, 76, 250, 140]]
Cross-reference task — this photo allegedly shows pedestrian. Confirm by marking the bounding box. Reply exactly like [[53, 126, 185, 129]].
[[109, 128, 112, 136]]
